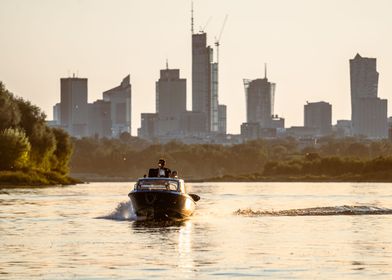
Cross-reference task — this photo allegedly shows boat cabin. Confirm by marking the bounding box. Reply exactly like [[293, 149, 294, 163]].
[[134, 178, 186, 193]]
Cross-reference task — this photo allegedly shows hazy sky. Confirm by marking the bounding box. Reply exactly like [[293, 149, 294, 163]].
[[1, 0, 391, 135]]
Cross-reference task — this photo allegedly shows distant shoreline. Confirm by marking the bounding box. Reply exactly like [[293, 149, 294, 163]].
[[2, 172, 391, 189]]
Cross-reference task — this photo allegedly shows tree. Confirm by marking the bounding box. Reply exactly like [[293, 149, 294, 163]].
[[15, 97, 56, 170], [51, 128, 73, 174], [0, 82, 21, 130], [0, 128, 31, 170]]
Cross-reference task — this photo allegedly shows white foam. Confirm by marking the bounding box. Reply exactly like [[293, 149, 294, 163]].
[[235, 205, 392, 217], [97, 201, 137, 221]]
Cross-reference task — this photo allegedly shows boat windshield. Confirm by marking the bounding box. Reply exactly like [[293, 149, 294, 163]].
[[136, 179, 179, 192]]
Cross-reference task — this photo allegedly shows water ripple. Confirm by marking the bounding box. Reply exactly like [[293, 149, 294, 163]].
[[235, 205, 392, 216]]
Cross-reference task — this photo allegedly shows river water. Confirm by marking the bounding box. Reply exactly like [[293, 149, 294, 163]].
[[1, 182, 392, 279]]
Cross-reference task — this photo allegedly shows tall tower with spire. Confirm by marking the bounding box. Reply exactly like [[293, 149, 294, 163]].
[[191, 2, 224, 133], [243, 65, 276, 128], [155, 65, 187, 136], [191, 31, 213, 131]]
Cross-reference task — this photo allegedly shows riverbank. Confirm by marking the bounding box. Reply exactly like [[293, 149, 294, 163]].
[[9, 167, 392, 186], [0, 170, 82, 188]]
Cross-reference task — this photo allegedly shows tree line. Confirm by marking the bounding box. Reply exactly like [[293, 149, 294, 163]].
[[70, 135, 392, 180], [0, 82, 73, 185], [71, 136, 272, 179], [263, 155, 392, 180]]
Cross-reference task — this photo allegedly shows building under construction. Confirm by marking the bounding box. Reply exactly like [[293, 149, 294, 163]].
[[191, 4, 227, 134]]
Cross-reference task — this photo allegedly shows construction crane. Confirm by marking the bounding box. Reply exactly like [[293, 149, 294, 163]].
[[214, 15, 228, 64], [200, 16, 212, 33]]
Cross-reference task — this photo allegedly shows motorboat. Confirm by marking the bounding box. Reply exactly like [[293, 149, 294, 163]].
[[128, 177, 200, 221]]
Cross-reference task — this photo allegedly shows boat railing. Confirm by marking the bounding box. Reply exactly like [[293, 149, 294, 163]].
[[135, 179, 180, 192]]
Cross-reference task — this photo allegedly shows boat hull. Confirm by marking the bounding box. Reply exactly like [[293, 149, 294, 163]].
[[128, 191, 196, 221]]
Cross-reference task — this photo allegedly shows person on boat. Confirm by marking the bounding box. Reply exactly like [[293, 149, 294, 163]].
[[158, 159, 171, 177], [148, 159, 171, 177], [170, 170, 178, 179]]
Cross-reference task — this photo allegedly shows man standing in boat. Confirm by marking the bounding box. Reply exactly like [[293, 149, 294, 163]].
[[148, 159, 171, 177]]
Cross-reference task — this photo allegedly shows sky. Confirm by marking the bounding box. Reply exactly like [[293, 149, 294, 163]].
[[1, 0, 392, 135]]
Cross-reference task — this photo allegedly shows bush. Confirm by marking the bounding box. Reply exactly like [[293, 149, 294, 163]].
[[0, 128, 31, 170]]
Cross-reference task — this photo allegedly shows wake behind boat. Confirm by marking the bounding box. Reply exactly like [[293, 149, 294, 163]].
[[128, 177, 200, 221]]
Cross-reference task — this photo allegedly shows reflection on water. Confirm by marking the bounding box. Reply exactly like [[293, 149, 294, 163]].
[[178, 221, 194, 274], [132, 220, 188, 228], [1, 182, 392, 279]]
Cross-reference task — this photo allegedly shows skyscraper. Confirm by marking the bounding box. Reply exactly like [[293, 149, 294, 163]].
[[350, 53, 378, 103], [60, 76, 88, 137], [350, 53, 387, 138], [304, 101, 332, 136], [191, 5, 227, 134], [218, 104, 227, 134], [211, 62, 219, 131], [103, 75, 132, 137], [192, 32, 212, 132], [88, 100, 112, 138], [53, 103, 61, 125], [138, 113, 158, 140], [243, 71, 276, 128], [354, 97, 387, 138], [155, 67, 187, 136]]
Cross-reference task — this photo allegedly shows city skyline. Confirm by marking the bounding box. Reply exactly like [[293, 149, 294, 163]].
[[1, 0, 392, 135]]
